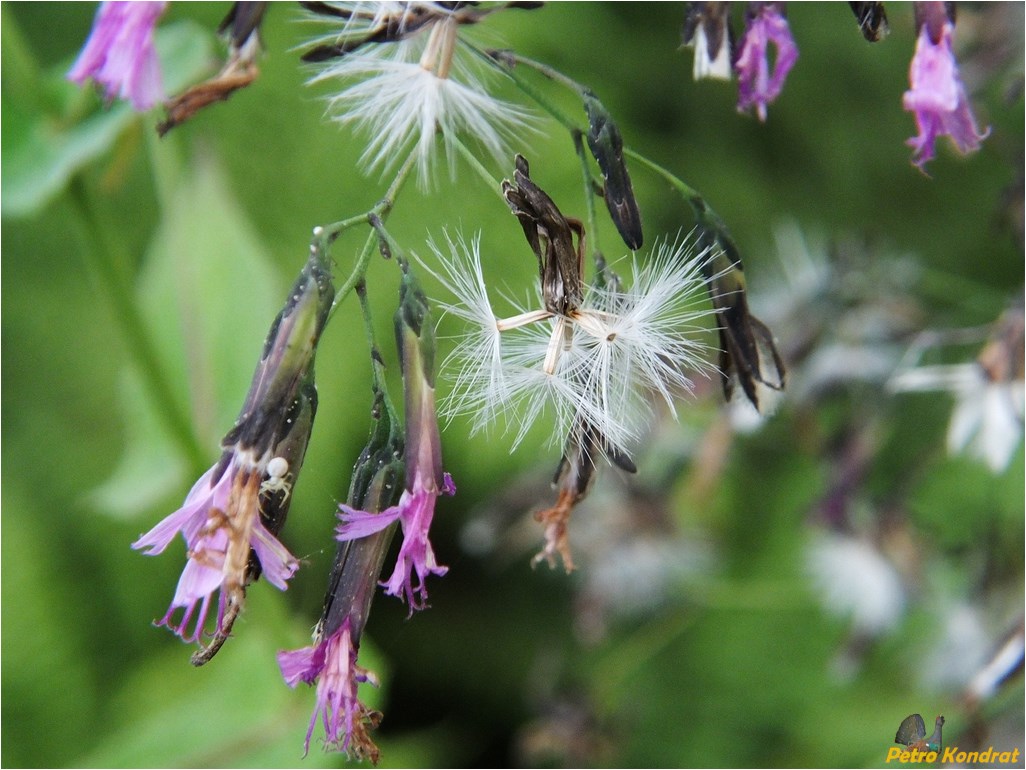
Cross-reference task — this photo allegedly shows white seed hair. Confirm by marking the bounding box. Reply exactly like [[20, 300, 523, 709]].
[[428, 231, 720, 455], [306, 15, 536, 187]]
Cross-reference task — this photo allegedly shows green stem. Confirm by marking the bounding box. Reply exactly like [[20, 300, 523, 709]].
[[591, 611, 696, 714], [145, 120, 182, 213], [507, 51, 587, 94], [451, 135, 505, 200], [572, 130, 603, 261], [467, 43, 581, 134], [916, 265, 1010, 315], [1, 6, 46, 114], [68, 176, 207, 472], [623, 147, 703, 206], [354, 281, 400, 425], [326, 150, 418, 317], [329, 230, 377, 319]]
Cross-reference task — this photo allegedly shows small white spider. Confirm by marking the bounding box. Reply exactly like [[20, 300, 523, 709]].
[[260, 456, 293, 503]]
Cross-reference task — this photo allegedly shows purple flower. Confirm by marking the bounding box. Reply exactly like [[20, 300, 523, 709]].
[[902, 17, 988, 171], [735, 3, 798, 122], [337, 264, 453, 612], [337, 471, 454, 611], [67, 1, 167, 111], [133, 452, 299, 642], [278, 619, 381, 758], [132, 246, 332, 659]]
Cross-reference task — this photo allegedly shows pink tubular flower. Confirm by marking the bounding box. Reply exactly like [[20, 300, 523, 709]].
[[903, 16, 988, 171], [133, 453, 299, 642], [278, 619, 380, 757], [337, 472, 455, 611], [735, 3, 798, 122], [68, 1, 167, 110], [132, 247, 332, 659], [337, 263, 453, 612]]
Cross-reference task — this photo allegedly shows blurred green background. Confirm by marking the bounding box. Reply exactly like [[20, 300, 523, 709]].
[[2, 2, 1023, 767]]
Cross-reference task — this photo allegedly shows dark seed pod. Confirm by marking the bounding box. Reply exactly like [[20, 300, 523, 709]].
[[582, 89, 643, 250], [849, 2, 889, 42], [502, 155, 586, 315], [694, 205, 786, 411]]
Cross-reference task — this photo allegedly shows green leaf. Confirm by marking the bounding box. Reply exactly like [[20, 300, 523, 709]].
[[2, 20, 214, 218], [89, 153, 283, 517]]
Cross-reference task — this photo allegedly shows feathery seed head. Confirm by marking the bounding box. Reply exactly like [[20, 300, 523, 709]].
[[429, 231, 718, 456], [301, 2, 538, 186]]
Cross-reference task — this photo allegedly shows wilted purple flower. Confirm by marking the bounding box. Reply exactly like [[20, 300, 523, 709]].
[[133, 245, 333, 659], [278, 618, 381, 758], [337, 263, 453, 611], [133, 452, 299, 642], [734, 3, 798, 122], [67, 1, 167, 111], [337, 471, 455, 610], [902, 8, 988, 170], [280, 373, 405, 758]]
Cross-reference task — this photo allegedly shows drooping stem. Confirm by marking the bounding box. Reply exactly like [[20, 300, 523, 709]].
[[326, 150, 418, 317], [451, 135, 504, 200], [68, 175, 207, 473], [508, 50, 588, 94], [622, 147, 704, 210], [355, 280, 400, 427], [572, 129, 603, 267], [469, 44, 580, 133]]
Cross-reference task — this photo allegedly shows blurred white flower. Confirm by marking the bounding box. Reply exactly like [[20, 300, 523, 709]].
[[806, 532, 905, 637], [948, 369, 1024, 473], [890, 363, 1024, 473], [890, 304, 1024, 473], [303, 2, 535, 185], [425, 231, 717, 455], [918, 602, 990, 691]]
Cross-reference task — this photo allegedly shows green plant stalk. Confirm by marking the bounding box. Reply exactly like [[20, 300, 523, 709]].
[[590, 577, 805, 714], [1, 6, 46, 115], [326, 150, 418, 318], [355, 279, 401, 429], [144, 120, 183, 215], [483, 49, 713, 224], [572, 130, 603, 265], [454, 57, 607, 271], [622, 146, 704, 211], [467, 43, 580, 134], [68, 175, 207, 473], [451, 135, 504, 199]]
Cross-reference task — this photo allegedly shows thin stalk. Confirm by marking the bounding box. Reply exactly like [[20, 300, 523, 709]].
[[329, 230, 378, 319], [623, 147, 703, 206], [590, 577, 805, 714], [355, 280, 400, 425], [327, 150, 418, 317], [572, 130, 602, 261], [68, 176, 206, 472], [506, 50, 587, 94], [145, 119, 181, 214], [466, 43, 580, 133], [451, 134, 505, 200], [590, 611, 696, 714]]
